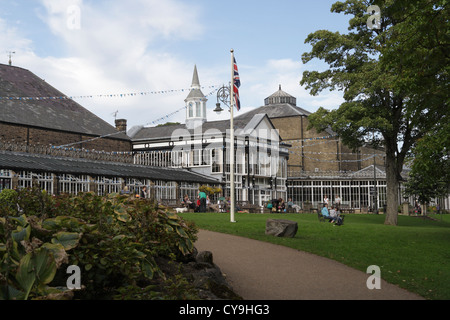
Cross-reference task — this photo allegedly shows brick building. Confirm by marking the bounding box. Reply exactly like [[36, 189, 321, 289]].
[[0, 64, 219, 197], [0, 63, 131, 152], [237, 85, 389, 212], [131, 66, 290, 205]]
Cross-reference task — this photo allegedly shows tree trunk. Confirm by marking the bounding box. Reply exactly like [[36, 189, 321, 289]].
[[384, 147, 399, 226]]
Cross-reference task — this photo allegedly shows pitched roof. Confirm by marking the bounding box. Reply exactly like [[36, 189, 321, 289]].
[[0, 64, 129, 141], [236, 103, 311, 120], [0, 150, 219, 184], [185, 65, 206, 101], [130, 114, 277, 141]]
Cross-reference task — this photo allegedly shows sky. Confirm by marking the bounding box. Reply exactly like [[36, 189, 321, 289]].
[[0, 0, 351, 131]]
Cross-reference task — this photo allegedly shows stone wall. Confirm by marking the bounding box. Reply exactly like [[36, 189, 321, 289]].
[[270, 116, 385, 176], [0, 122, 131, 152]]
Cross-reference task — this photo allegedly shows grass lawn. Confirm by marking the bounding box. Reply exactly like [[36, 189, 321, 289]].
[[180, 212, 450, 300]]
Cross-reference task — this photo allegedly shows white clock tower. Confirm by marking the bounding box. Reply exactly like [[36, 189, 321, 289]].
[[185, 65, 207, 130]]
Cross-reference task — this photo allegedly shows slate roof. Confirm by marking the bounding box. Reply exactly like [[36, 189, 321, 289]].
[[235, 103, 311, 120], [130, 85, 335, 141], [185, 65, 206, 100], [0, 64, 129, 141], [130, 113, 284, 144], [0, 150, 219, 184]]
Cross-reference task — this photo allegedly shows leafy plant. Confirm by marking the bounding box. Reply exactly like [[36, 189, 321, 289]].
[[1, 188, 199, 300]]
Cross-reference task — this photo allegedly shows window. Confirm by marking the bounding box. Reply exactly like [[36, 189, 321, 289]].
[[196, 102, 201, 117], [202, 149, 211, 166], [189, 103, 193, 117], [192, 149, 201, 166]]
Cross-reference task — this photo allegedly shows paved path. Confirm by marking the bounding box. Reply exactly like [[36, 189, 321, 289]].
[[195, 230, 424, 300]]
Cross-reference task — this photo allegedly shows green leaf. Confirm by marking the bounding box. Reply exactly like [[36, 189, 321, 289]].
[[175, 226, 188, 238], [141, 261, 154, 280], [11, 224, 31, 244], [0, 285, 25, 300], [41, 243, 68, 268], [15, 248, 57, 300], [166, 212, 179, 220], [51, 232, 81, 250]]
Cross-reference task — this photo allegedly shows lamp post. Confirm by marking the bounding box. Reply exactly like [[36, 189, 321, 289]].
[[214, 83, 236, 223]]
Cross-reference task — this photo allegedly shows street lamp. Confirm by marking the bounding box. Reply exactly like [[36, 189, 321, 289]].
[[214, 83, 236, 223]]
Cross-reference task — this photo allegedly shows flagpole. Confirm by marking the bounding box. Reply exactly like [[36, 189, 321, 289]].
[[230, 49, 236, 223]]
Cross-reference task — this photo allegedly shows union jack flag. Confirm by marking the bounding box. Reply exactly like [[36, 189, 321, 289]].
[[233, 57, 241, 111]]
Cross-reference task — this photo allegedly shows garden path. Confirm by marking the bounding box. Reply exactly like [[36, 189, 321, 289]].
[[195, 229, 424, 300]]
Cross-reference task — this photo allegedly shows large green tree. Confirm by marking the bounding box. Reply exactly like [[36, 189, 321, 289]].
[[404, 121, 450, 205], [300, 0, 448, 225]]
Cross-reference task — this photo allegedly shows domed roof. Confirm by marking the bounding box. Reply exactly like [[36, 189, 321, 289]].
[[264, 85, 296, 106]]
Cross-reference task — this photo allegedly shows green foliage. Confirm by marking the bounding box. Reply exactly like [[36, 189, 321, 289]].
[[0, 188, 198, 300], [199, 185, 222, 196], [300, 0, 449, 225], [405, 122, 450, 203], [182, 212, 450, 300]]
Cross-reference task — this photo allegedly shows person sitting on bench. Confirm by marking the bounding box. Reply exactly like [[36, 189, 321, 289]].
[[321, 204, 333, 222]]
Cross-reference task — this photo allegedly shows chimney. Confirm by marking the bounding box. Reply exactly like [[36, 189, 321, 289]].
[[115, 119, 127, 133]]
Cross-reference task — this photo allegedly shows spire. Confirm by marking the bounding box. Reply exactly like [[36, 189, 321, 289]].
[[185, 65, 207, 129], [191, 65, 201, 89]]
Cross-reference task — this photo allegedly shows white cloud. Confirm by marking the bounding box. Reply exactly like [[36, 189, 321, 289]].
[[23, 0, 206, 127], [1, 1, 344, 131], [238, 58, 344, 113]]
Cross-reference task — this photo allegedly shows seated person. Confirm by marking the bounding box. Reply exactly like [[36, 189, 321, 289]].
[[287, 198, 301, 213], [330, 205, 344, 225], [321, 204, 333, 222], [287, 198, 294, 208], [277, 198, 285, 212], [183, 195, 196, 210], [271, 199, 279, 212], [329, 205, 338, 223]]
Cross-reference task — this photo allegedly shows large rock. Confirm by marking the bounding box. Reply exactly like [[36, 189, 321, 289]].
[[265, 219, 298, 238]]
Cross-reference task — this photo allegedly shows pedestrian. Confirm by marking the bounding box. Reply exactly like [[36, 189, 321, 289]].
[[334, 194, 341, 212], [198, 189, 207, 212], [140, 186, 148, 199]]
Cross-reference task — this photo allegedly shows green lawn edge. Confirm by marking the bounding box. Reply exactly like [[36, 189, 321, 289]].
[[180, 212, 450, 300]]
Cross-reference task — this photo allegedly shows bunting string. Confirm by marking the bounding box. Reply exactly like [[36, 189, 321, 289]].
[[283, 134, 339, 143], [54, 87, 220, 149], [287, 151, 383, 163], [0, 85, 220, 101]]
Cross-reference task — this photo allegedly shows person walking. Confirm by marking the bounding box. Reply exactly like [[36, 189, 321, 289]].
[[198, 190, 207, 212]]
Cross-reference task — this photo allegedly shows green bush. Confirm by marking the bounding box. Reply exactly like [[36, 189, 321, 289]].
[[0, 188, 198, 300]]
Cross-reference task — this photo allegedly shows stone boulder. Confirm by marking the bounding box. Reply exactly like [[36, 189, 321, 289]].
[[265, 219, 298, 238], [183, 250, 242, 300]]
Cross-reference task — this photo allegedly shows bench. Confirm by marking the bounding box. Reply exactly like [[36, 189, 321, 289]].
[[241, 204, 260, 213], [318, 211, 329, 222], [339, 204, 355, 214], [318, 211, 345, 225], [160, 198, 182, 208]]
